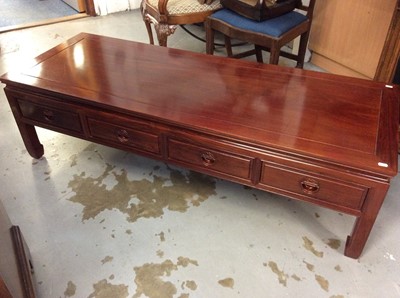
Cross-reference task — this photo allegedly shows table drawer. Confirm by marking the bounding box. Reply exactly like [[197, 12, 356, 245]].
[[17, 99, 82, 132], [260, 161, 368, 211], [167, 138, 253, 181], [87, 118, 160, 155]]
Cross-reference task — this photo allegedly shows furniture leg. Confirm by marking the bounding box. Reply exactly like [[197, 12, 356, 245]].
[[205, 22, 215, 55], [155, 23, 177, 47], [146, 21, 155, 45], [140, 4, 155, 45], [269, 46, 281, 65], [15, 123, 44, 159], [224, 36, 233, 57], [344, 185, 389, 258], [6, 93, 44, 159], [143, 18, 155, 45], [255, 45, 264, 63], [296, 32, 310, 68]]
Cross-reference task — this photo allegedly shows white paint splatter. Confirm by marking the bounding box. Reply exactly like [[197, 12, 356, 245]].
[[384, 252, 396, 261]]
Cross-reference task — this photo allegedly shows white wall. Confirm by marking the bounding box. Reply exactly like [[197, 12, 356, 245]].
[[93, 0, 140, 15]]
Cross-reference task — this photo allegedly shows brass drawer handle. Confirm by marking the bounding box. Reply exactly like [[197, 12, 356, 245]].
[[200, 151, 215, 166], [116, 129, 129, 143], [43, 109, 54, 122], [300, 178, 320, 194]]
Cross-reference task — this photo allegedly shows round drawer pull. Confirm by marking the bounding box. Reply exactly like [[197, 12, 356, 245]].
[[116, 129, 129, 143], [300, 178, 320, 194], [43, 109, 54, 122], [200, 151, 216, 166]]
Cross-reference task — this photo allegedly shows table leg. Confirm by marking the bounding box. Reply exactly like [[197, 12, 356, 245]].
[[344, 184, 389, 258], [5, 90, 44, 159], [15, 122, 44, 159]]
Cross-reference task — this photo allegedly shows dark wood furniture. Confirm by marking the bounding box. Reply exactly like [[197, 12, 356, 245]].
[[0, 201, 36, 298], [140, 0, 222, 46], [205, 0, 316, 67], [1, 33, 399, 259]]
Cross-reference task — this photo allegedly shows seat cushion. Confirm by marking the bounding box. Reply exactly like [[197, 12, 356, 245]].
[[148, 0, 222, 16], [210, 9, 308, 37]]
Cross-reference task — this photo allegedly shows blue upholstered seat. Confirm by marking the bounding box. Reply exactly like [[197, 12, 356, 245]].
[[211, 9, 308, 37]]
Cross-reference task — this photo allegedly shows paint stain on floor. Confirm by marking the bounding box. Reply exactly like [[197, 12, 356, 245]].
[[67, 164, 216, 222], [218, 277, 234, 289], [182, 280, 197, 290], [315, 274, 329, 292], [291, 274, 301, 281], [156, 231, 165, 242], [177, 256, 199, 267], [302, 236, 324, 258], [101, 256, 113, 265], [88, 279, 129, 298], [133, 257, 198, 298], [303, 260, 315, 272], [157, 249, 165, 258], [334, 265, 343, 272], [326, 238, 341, 250], [266, 262, 289, 287], [63, 281, 76, 297]]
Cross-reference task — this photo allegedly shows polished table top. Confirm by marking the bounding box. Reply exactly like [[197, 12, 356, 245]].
[[1, 33, 399, 177]]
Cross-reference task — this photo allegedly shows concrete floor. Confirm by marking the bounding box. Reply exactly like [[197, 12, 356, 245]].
[[1, 10, 400, 298]]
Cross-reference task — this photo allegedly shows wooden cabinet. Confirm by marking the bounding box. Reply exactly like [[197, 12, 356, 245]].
[[1, 33, 398, 259], [309, 0, 398, 79]]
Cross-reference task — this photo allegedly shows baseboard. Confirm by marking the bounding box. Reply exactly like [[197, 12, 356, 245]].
[[0, 13, 88, 34], [311, 52, 371, 80]]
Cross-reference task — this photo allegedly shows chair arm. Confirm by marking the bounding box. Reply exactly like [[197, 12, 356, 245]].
[[158, 0, 170, 17]]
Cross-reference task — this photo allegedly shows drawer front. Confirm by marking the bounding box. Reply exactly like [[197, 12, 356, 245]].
[[88, 118, 160, 155], [167, 138, 253, 181], [260, 161, 368, 211], [18, 99, 82, 132]]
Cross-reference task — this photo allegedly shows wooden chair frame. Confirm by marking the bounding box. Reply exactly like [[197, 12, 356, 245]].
[[205, 0, 316, 68], [141, 0, 222, 46]]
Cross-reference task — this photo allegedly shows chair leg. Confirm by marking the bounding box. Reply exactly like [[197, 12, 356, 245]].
[[205, 20, 215, 55], [140, 3, 155, 45], [255, 45, 263, 63], [155, 23, 177, 47], [269, 46, 280, 65], [296, 32, 311, 69], [224, 36, 233, 57], [144, 18, 154, 45]]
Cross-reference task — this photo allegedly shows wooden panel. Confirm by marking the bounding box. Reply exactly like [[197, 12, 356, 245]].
[[309, 0, 397, 79], [0, 201, 36, 298], [167, 138, 254, 182], [375, 1, 400, 82], [62, 0, 86, 12], [311, 52, 370, 80], [18, 99, 83, 133], [0, 202, 21, 298], [88, 117, 161, 155], [260, 161, 368, 212]]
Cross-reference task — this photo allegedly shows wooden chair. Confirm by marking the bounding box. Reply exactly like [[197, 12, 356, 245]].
[[205, 0, 316, 68], [141, 0, 222, 46]]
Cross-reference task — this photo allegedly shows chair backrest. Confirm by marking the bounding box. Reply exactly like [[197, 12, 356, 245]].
[[298, 0, 316, 19]]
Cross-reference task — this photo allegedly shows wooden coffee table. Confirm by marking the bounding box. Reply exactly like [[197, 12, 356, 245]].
[[1, 33, 399, 259]]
